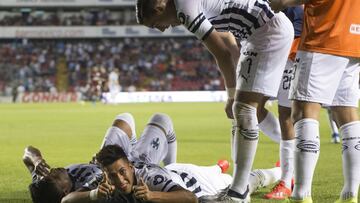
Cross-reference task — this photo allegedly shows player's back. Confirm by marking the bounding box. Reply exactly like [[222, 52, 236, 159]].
[[65, 163, 103, 191], [300, 0, 360, 57], [175, 0, 275, 40]]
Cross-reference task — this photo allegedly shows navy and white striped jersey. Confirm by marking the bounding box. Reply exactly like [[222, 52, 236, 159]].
[[66, 164, 103, 191], [134, 163, 180, 192], [174, 0, 275, 41]]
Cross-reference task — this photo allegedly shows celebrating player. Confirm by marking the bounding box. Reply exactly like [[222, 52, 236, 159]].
[[270, 1, 360, 203], [24, 112, 177, 203], [135, 0, 293, 202], [96, 144, 282, 203]]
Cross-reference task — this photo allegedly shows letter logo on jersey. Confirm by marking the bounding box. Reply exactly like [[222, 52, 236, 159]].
[[151, 137, 160, 150]]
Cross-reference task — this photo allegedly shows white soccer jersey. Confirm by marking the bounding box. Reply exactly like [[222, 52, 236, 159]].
[[174, 0, 275, 41], [134, 163, 180, 192], [65, 164, 103, 191], [164, 163, 232, 198]]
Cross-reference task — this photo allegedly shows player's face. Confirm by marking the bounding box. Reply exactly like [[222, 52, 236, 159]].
[[48, 167, 72, 194], [104, 158, 135, 194]]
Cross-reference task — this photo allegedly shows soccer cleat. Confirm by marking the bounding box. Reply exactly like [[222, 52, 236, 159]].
[[217, 159, 230, 173], [264, 181, 292, 200], [284, 197, 313, 203], [331, 133, 340, 143], [215, 188, 250, 203], [334, 197, 358, 203]]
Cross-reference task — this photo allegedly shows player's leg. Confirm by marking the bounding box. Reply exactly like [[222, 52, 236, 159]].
[[289, 51, 352, 202], [265, 59, 295, 199], [131, 113, 177, 165], [100, 113, 137, 156], [326, 108, 340, 143], [226, 12, 293, 202], [330, 58, 360, 203], [258, 97, 281, 143], [249, 167, 282, 194]]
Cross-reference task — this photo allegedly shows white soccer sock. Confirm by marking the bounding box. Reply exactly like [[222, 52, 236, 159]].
[[115, 113, 137, 145], [230, 102, 259, 195], [163, 141, 177, 165], [327, 109, 339, 134], [340, 121, 360, 200], [148, 113, 177, 165], [259, 111, 281, 143], [249, 167, 281, 194], [292, 119, 320, 200], [280, 139, 295, 188]]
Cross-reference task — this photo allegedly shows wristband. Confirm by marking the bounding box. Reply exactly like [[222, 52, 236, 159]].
[[89, 188, 98, 201], [226, 87, 236, 99]]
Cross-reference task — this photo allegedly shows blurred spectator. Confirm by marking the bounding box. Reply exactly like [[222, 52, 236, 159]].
[[0, 38, 223, 99], [0, 8, 137, 26]]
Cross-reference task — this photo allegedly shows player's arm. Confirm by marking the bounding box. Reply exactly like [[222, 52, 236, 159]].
[[203, 30, 238, 118], [134, 179, 198, 203], [61, 174, 115, 203], [270, 0, 309, 12], [22, 146, 50, 176], [203, 29, 237, 92]]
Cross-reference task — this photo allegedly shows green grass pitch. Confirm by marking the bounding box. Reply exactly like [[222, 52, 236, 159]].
[[0, 102, 351, 202]]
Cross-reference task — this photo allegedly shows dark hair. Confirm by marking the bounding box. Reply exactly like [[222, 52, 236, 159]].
[[135, 0, 157, 24], [96, 145, 129, 167], [29, 177, 65, 203]]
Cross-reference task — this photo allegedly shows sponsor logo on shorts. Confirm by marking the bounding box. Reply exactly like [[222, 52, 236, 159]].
[[350, 24, 360, 35]]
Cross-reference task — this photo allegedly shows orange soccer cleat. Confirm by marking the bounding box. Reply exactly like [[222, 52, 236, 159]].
[[217, 159, 230, 173], [264, 181, 292, 200]]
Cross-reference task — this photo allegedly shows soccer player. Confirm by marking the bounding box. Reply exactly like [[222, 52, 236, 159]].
[[135, 1, 293, 202], [96, 144, 282, 203], [24, 112, 177, 203], [263, 5, 304, 200], [270, 1, 360, 203]]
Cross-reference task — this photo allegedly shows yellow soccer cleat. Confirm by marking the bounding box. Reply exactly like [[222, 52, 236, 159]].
[[284, 197, 313, 203], [334, 197, 358, 203]]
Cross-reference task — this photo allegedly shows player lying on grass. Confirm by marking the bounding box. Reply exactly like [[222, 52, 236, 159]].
[[23, 112, 282, 203], [96, 144, 282, 203]]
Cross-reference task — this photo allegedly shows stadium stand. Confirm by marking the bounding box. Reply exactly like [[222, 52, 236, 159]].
[[0, 0, 223, 101]]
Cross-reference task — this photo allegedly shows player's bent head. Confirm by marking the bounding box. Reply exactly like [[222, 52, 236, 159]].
[[29, 177, 65, 203], [96, 145, 135, 194], [135, 0, 158, 24], [29, 168, 72, 203]]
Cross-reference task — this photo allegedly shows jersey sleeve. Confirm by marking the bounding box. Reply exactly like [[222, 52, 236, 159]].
[[136, 164, 181, 192], [174, 0, 214, 41]]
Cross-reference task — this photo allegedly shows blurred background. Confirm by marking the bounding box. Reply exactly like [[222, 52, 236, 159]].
[[0, 0, 226, 104]]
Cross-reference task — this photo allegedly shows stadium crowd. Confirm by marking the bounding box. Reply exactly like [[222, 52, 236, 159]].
[[0, 9, 137, 26], [0, 38, 222, 98]]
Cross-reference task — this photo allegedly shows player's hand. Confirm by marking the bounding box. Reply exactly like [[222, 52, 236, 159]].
[[133, 178, 151, 201], [34, 159, 50, 177], [269, 0, 286, 13], [225, 98, 234, 119], [97, 173, 115, 199]]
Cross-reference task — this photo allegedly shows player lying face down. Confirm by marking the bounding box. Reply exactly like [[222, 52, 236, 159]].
[[96, 144, 198, 203], [24, 146, 127, 203]]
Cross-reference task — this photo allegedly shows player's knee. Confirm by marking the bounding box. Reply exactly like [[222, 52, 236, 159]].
[[233, 101, 259, 139], [113, 113, 135, 137], [148, 113, 175, 138]]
